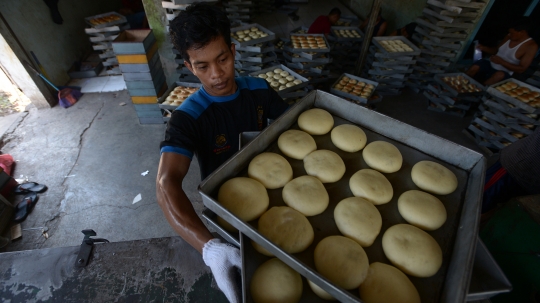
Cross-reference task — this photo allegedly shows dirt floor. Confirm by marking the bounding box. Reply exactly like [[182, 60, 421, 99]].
[[0, 68, 31, 117]]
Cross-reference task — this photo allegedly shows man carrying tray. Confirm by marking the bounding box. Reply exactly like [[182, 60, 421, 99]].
[[466, 17, 538, 86], [156, 3, 289, 303]]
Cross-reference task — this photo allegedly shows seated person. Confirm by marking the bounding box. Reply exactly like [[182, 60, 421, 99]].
[[308, 7, 341, 36], [390, 22, 417, 39], [360, 9, 387, 37], [466, 17, 538, 86]]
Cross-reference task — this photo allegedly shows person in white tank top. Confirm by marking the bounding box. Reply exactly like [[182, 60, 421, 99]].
[[466, 17, 538, 86]]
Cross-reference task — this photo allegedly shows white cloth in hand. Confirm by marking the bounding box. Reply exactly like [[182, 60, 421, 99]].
[[202, 238, 241, 303]]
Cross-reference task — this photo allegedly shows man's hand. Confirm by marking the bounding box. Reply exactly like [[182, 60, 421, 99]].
[[202, 239, 242, 303], [490, 55, 504, 64]]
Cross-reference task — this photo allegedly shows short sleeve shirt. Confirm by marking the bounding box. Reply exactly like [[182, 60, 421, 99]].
[[160, 77, 289, 180], [308, 15, 332, 35]]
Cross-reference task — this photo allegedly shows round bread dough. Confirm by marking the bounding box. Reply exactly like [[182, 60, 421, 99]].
[[334, 197, 382, 247], [314, 236, 369, 289], [308, 280, 336, 301], [248, 152, 293, 189], [303, 150, 345, 183], [293, 79, 302, 85], [398, 190, 447, 231], [330, 124, 367, 152], [362, 141, 403, 173], [382, 224, 443, 278], [252, 206, 314, 256], [349, 169, 393, 205], [251, 258, 303, 303], [359, 262, 421, 303], [282, 175, 328, 216], [217, 177, 269, 231], [277, 130, 317, 160], [298, 108, 334, 135], [411, 160, 458, 195]]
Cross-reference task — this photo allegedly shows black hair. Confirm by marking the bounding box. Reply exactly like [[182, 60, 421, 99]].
[[329, 7, 341, 16], [169, 3, 231, 63], [510, 16, 531, 34], [404, 22, 417, 37]]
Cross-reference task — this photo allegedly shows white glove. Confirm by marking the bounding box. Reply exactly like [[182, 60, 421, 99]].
[[202, 238, 242, 303]]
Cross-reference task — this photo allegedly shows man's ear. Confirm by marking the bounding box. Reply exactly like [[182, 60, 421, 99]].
[[230, 43, 236, 57], [184, 60, 195, 75]]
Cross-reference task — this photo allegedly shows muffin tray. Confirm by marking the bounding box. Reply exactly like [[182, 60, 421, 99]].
[[487, 79, 540, 114]]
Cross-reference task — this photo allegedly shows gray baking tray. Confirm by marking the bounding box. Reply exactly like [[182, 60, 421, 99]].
[[285, 34, 331, 53], [330, 26, 363, 42], [330, 73, 378, 104], [157, 81, 202, 110], [236, 42, 275, 53], [487, 78, 540, 114], [434, 73, 486, 97], [248, 64, 308, 95], [199, 90, 486, 303], [231, 24, 275, 47], [85, 12, 127, 29], [372, 36, 421, 57]]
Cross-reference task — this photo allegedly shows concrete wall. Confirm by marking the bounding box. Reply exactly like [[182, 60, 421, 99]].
[[0, 0, 120, 87], [341, 0, 427, 34]]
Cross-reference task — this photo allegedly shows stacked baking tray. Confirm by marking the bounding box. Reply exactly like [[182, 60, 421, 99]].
[[328, 27, 363, 75], [157, 81, 202, 122], [363, 36, 420, 96], [525, 69, 540, 87], [423, 73, 485, 117], [466, 78, 540, 153], [249, 64, 309, 104], [85, 12, 129, 75], [407, 0, 489, 92], [199, 90, 486, 303], [224, 0, 254, 23], [113, 30, 168, 124], [283, 34, 332, 85], [330, 73, 381, 106], [231, 24, 278, 76]]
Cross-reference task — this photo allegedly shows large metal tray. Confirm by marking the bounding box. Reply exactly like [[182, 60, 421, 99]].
[[231, 23, 275, 47], [434, 73, 485, 97], [372, 36, 421, 57], [157, 81, 202, 110], [487, 78, 540, 114], [248, 64, 308, 95], [330, 26, 363, 42], [285, 34, 331, 53], [199, 90, 486, 303], [330, 73, 378, 104], [85, 12, 127, 29]]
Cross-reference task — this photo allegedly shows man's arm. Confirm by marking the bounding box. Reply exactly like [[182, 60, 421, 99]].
[[490, 42, 539, 74], [479, 36, 510, 55], [156, 152, 213, 253], [376, 21, 387, 37]]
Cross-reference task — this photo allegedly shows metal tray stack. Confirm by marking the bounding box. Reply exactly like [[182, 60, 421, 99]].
[[231, 24, 279, 76], [330, 73, 380, 106], [465, 78, 540, 153], [112, 29, 168, 124], [423, 73, 485, 117], [224, 0, 255, 23], [407, 0, 490, 92], [84, 12, 129, 75], [249, 64, 309, 104], [157, 81, 202, 122], [328, 27, 363, 75], [362, 36, 420, 96], [283, 34, 333, 85], [199, 90, 486, 303], [525, 68, 540, 87]]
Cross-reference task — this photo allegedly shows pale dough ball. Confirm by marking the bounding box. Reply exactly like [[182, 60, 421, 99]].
[[282, 175, 329, 216], [308, 280, 336, 301], [349, 169, 393, 205], [218, 177, 269, 229], [411, 160, 458, 195], [382, 224, 443, 278], [298, 108, 334, 135], [248, 152, 293, 189], [251, 258, 303, 303], [330, 124, 367, 152], [252, 206, 314, 256], [277, 129, 317, 160], [303, 150, 345, 183], [398, 190, 447, 231], [334, 197, 382, 247], [362, 141, 403, 173], [314, 236, 369, 289], [359, 262, 421, 303]]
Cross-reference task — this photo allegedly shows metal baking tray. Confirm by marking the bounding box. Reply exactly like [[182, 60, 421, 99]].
[[372, 36, 421, 57], [237, 52, 277, 64], [157, 81, 202, 110], [85, 12, 127, 29], [199, 90, 486, 303], [231, 24, 275, 47], [483, 99, 540, 124], [330, 26, 363, 42], [330, 73, 378, 104], [472, 118, 518, 143], [283, 52, 331, 64], [248, 64, 308, 95], [368, 69, 408, 79], [487, 78, 540, 114], [290, 26, 309, 34], [236, 42, 275, 53], [285, 34, 331, 53], [434, 73, 485, 97]]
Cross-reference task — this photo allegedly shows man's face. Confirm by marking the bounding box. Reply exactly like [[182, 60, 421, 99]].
[[508, 28, 525, 41], [400, 27, 408, 38], [329, 14, 340, 25], [185, 35, 236, 97]]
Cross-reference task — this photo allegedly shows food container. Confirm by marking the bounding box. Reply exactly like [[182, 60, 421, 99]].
[[487, 79, 540, 114], [85, 12, 127, 29], [330, 73, 378, 104], [157, 81, 202, 110], [285, 34, 331, 53], [248, 64, 308, 95], [198, 90, 486, 303], [372, 36, 421, 57], [330, 26, 363, 42], [434, 73, 485, 97], [230, 24, 275, 47]]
